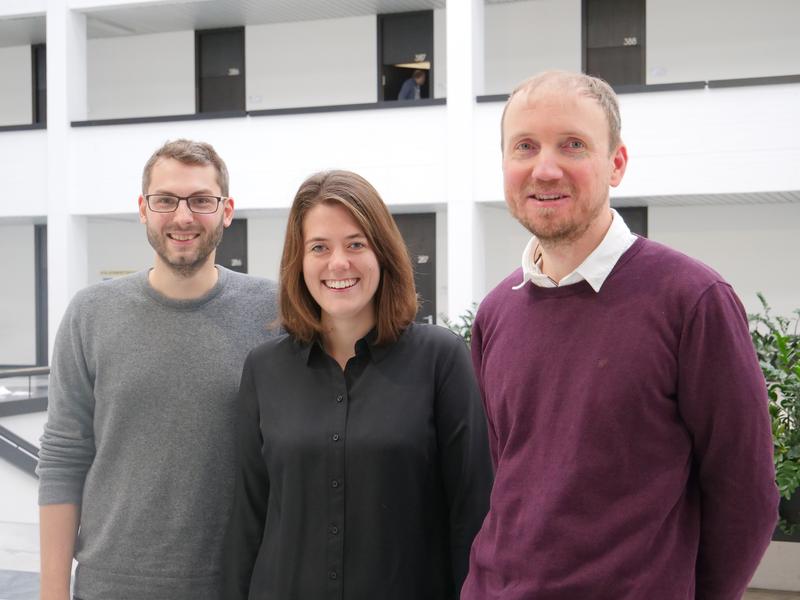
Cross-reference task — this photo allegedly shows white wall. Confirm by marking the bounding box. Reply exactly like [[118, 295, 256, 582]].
[[483, 0, 582, 95], [0, 129, 46, 218], [474, 83, 800, 204], [433, 8, 446, 99], [477, 200, 800, 321], [246, 16, 376, 110], [86, 218, 151, 284], [87, 31, 194, 120], [647, 0, 800, 84], [0, 45, 33, 126], [247, 213, 287, 281], [478, 203, 531, 297], [68, 104, 448, 215], [649, 203, 800, 319], [0, 224, 36, 365]]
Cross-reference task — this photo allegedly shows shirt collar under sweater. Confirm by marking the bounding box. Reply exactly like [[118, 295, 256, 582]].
[[513, 208, 637, 293]]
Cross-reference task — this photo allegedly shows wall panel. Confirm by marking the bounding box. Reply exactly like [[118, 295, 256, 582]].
[[0, 45, 33, 126], [647, 0, 800, 83], [87, 31, 194, 119], [246, 16, 376, 110]]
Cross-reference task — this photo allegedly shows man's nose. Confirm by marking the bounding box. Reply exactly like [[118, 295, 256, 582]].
[[531, 151, 563, 181], [173, 200, 195, 222]]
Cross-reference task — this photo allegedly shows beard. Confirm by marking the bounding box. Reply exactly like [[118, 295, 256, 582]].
[[512, 193, 607, 249], [146, 219, 224, 278]]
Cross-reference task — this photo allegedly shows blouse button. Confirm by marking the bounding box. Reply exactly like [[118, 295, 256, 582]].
[[336, 394, 343, 403], [332, 433, 340, 442], [331, 480, 339, 488], [329, 570, 338, 580]]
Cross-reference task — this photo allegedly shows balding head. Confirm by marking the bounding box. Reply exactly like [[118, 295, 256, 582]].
[[500, 71, 622, 155]]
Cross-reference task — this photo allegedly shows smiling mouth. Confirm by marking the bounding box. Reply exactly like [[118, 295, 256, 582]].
[[167, 233, 200, 241], [324, 278, 358, 290], [530, 193, 568, 202]]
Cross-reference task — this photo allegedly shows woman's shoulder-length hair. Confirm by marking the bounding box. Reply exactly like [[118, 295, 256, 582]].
[[279, 170, 418, 345]]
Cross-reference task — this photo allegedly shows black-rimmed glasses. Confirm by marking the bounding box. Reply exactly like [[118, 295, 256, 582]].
[[144, 194, 226, 214]]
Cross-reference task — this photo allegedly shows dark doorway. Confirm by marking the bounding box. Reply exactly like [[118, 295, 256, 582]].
[[583, 0, 645, 86], [196, 27, 245, 113], [35, 224, 48, 365], [393, 213, 436, 324], [616, 206, 648, 237], [216, 218, 248, 273], [32, 44, 46, 124], [378, 11, 433, 101]]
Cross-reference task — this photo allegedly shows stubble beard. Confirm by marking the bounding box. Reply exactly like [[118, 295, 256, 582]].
[[513, 192, 606, 250], [147, 219, 224, 278]]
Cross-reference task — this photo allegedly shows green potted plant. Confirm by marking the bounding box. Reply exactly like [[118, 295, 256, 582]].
[[749, 293, 800, 538], [440, 303, 478, 347]]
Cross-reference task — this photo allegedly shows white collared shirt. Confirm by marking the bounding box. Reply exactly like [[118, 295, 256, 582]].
[[512, 209, 637, 293]]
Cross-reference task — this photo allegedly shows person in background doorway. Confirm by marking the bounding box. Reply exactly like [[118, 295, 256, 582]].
[[37, 139, 279, 600], [461, 71, 778, 600], [223, 170, 492, 600], [398, 69, 427, 100]]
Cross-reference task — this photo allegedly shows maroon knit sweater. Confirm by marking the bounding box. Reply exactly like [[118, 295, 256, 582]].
[[462, 237, 778, 600]]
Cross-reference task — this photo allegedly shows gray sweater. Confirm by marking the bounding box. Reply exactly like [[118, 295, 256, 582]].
[[38, 267, 278, 600]]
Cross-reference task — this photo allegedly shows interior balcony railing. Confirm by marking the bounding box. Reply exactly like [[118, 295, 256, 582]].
[[0, 366, 49, 477]]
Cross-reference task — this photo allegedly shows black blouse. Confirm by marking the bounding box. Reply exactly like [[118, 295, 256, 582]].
[[223, 323, 493, 600]]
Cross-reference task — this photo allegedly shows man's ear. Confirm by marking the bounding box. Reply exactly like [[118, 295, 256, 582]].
[[609, 143, 628, 188], [222, 197, 234, 228], [138, 195, 147, 223]]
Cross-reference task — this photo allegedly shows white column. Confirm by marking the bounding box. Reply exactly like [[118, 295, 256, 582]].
[[445, 0, 484, 320], [46, 0, 88, 359]]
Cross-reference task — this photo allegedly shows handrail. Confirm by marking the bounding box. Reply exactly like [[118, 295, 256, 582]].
[[0, 369, 47, 477], [0, 424, 39, 477], [0, 366, 50, 379], [0, 366, 50, 417]]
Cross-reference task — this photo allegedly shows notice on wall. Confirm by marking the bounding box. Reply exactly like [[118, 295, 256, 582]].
[[100, 270, 136, 281]]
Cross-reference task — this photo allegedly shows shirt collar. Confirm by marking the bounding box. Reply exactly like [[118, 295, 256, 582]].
[[513, 209, 637, 293], [301, 326, 394, 365]]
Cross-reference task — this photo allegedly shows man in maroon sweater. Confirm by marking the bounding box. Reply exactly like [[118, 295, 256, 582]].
[[461, 71, 779, 600]]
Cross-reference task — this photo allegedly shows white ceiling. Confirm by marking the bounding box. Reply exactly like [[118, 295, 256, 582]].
[[611, 190, 800, 207], [481, 191, 800, 208], [0, 0, 540, 46], [0, 0, 447, 45], [0, 16, 46, 48], [83, 0, 445, 38]]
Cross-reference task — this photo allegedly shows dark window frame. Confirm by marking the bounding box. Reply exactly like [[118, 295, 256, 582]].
[[581, 0, 646, 86], [376, 10, 434, 103], [35, 224, 48, 366], [194, 26, 246, 114], [31, 43, 46, 125], [615, 206, 648, 237]]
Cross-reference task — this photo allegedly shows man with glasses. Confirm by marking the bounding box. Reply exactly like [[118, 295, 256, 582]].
[[37, 139, 278, 600]]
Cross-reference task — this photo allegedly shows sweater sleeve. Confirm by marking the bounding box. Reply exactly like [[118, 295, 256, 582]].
[[435, 333, 494, 595], [676, 282, 779, 599], [37, 295, 96, 506], [221, 351, 269, 600]]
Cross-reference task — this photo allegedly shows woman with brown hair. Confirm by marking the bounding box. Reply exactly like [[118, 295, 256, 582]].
[[224, 170, 492, 600]]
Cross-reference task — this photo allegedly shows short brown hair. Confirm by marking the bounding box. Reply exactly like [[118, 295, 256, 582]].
[[500, 70, 622, 154], [280, 170, 418, 345], [141, 139, 230, 196]]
